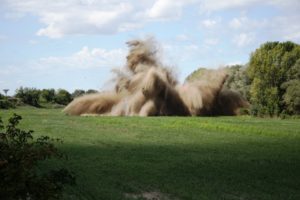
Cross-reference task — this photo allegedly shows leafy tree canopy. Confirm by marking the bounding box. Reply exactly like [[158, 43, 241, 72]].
[[248, 41, 300, 116]]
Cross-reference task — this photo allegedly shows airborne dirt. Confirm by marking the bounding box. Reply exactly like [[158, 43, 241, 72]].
[[63, 38, 248, 116]]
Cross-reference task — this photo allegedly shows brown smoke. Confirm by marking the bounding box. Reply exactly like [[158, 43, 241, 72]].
[[63, 92, 122, 116], [212, 89, 250, 115], [63, 38, 248, 116]]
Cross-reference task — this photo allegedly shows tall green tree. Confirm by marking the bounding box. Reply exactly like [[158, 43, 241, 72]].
[[248, 41, 300, 116]]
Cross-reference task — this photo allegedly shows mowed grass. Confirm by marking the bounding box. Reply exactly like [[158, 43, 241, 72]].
[[1, 107, 300, 200]]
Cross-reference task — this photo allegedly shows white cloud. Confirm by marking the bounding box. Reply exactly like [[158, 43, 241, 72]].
[[3, 0, 300, 39], [271, 16, 300, 41], [146, 0, 196, 20], [225, 11, 300, 45], [199, 0, 259, 12], [225, 61, 243, 66], [37, 24, 62, 38], [4, 0, 135, 38], [227, 13, 300, 43], [161, 42, 203, 65], [199, 0, 300, 12], [229, 17, 245, 29], [147, 0, 182, 19], [285, 32, 300, 40], [0, 46, 128, 93], [233, 33, 255, 47], [201, 19, 217, 28], [229, 16, 268, 31], [30, 46, 127, 70], [2, 0, 198, 38]]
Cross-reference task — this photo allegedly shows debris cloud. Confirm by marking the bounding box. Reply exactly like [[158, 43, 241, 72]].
[[63, 38, 248, 116]]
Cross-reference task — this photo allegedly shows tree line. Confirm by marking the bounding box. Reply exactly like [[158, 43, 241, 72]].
[[0, 88, 98, 109], [187, 41, 300, 116]]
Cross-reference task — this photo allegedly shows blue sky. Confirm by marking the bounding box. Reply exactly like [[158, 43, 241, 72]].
[[1, 0, 300, 95]]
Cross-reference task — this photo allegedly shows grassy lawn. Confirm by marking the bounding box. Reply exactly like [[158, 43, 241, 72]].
[[1, 107, 300, 200]]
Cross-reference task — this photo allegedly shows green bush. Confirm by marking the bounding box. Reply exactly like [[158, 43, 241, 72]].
[[41, 89, 56, 103], [0, 99, 15, 109], [15, 87, 41, 107], [0, 114, 75, 200], [250, 104, 259, 116], [54, 89, 72, 105], [72, 89, 85, 99], [86, 89, 98, 94], [239, 108, 250, 115]]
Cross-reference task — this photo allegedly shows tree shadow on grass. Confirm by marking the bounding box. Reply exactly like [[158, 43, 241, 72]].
[[54, 140, 300, 200]]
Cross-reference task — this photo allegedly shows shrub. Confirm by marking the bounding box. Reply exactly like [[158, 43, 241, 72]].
[[54, 89, 72, 105], [86, 89, 98, 94], [72, 89, 85, 99], [41, 89, 56, 103], [15, 87, 41, 107], [0, 114, 75, 200], [0, 99, 15, 109], [239, 108, 250, 115]]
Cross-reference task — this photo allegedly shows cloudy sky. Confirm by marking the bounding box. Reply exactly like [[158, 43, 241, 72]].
[[1, 0, 300, 95]]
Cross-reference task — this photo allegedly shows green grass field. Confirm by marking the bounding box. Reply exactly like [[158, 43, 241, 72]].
[[1, 107, 300, 200]]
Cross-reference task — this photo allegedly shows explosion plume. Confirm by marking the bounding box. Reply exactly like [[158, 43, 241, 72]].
[[63, 38, 248, 116]]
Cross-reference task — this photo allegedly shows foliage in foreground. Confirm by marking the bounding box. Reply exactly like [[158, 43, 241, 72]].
[[0, 114, 75, 200]]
